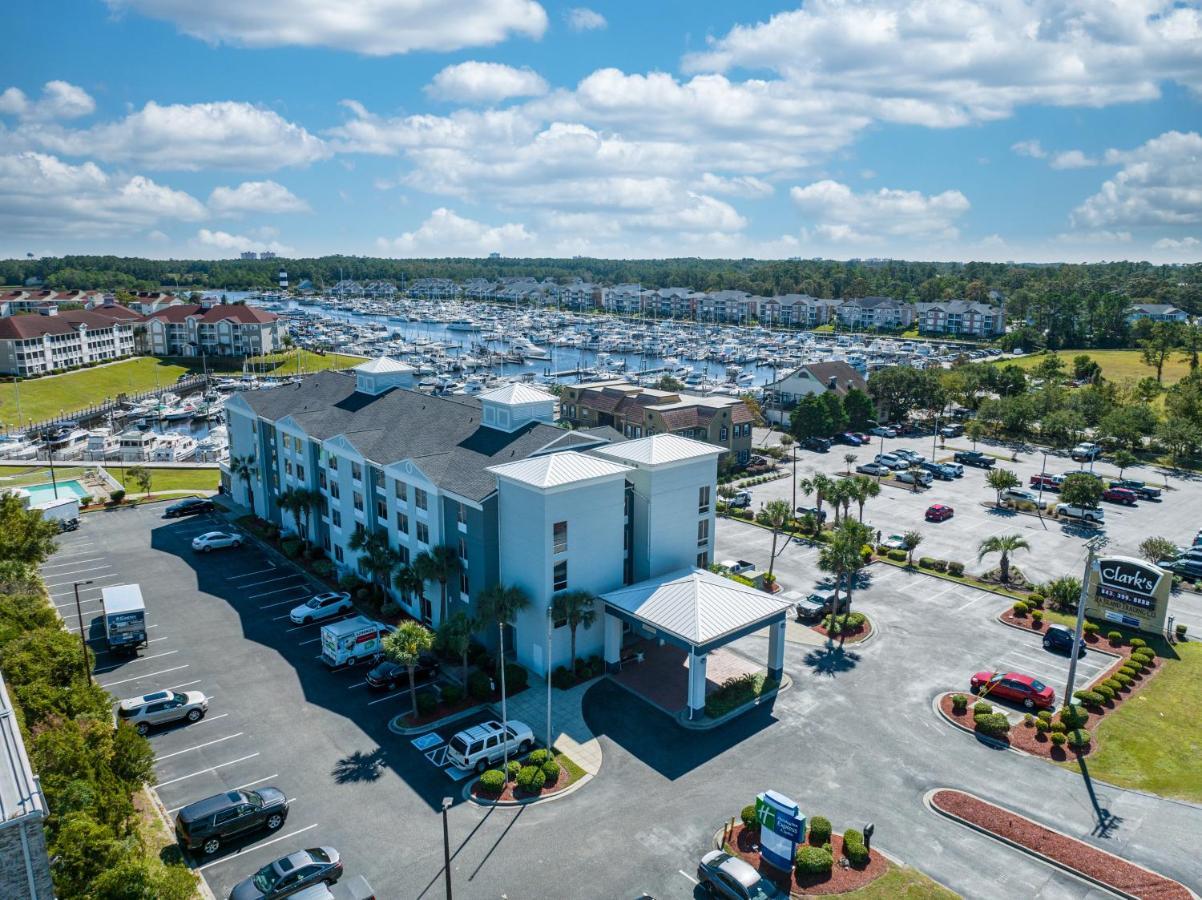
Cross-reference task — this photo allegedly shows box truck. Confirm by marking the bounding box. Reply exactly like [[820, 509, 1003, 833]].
[[320, 615, 394, 668], [102, 584, 147, 654], [35, 496, 80, 532]]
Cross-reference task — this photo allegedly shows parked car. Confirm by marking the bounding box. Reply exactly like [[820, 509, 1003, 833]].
[[365, 655, 441, 691], [1174, 546, 1202, 564], [1101, 487, 1138, 506], [446, 719, 535, 773], [1163, 558, 1202, 579], [696, 850, 786, 900], [897, 469, 932, 487], [1061, 469, 1102, 483], [920, 460, 956, 480], [882, 533, 908, 550], [289, 592, 354, 625], [802, 436, 832, 452], [954, 450, 995, 468], [943, 461, 964, 478], [874, 453, 907, 470], [1057, 504, 1105, 525], [175, 788, 289, 856], [1002, 487, 1048, 508], [868, 425, 897, 438], [1043, 624, 1085, 657], [1070, 442, 1102, 461], [1029, 473, 1063, 491], [229, 848, 343, 900], [117, 689, 208, 736], [793, 591, 835, 621], [939, 423, 964, 438], [925, 504, 954, 522], [192, 530, 243, 552], [855, 462, 891, 477], [164, 497, 215, 518], [893, 449, 927, 464], [1110, 479, 1161, 501], [970, 671, 1055, 709], [852, 432, 871, 444], [727, 490, 752, 509], [793, 507, 826, 524], [720, 559, 757, 574], [836, 432, 864, 446]]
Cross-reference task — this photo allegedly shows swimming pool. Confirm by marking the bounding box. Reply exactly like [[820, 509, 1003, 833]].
[[21, 480, 88, 505]]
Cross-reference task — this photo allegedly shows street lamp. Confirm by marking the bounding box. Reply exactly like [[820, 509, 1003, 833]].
[[441, 796, 453, 900], [73, 580, 93, 684], [1065, 535, 1108, 704], [545, 604, 554, 753]]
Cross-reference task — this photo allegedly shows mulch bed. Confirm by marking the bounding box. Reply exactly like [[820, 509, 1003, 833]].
[[727, 823, 888, 896], [395, 695, 478, 728], [930, 790, 1192, 899], [810, 621, 871, 644], [469, 762, 570, 803]]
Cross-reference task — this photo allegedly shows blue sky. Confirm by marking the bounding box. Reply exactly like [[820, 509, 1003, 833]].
[[1, 1, 1200, 263]]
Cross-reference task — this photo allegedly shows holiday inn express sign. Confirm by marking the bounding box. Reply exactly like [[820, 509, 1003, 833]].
[[1085, 555, 1170, 634]]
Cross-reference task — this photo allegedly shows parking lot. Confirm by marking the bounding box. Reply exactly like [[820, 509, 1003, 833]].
[[42, 502, 496, 899]]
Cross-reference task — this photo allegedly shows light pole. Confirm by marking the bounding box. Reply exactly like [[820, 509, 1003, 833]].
[[73, 580, 93, 684], [441, 795, 453, 900], [1065, 536, 1108, 705], [877, 432, 885, 483], [1037, 451, 1048, 511], [545, 604, 553, 753], [790, 444, 798, 511], [499, 621, 510, 776]]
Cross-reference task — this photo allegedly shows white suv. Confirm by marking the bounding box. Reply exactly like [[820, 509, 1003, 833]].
[[1057, 504, 1104, 524], [446, 719, 535, 772]]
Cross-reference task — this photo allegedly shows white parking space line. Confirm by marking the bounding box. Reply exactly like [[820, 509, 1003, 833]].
[[678, 870, 700, 886], [286, 613, 352, 633], [46, 571, 119, 588], [157, 733, 244, 761], [346, 680, 369, 690], [156, 753, 261, 787], [161, 713, 230, 730], [165, 773, 279, 813], [298, 637, 321, 646], [367, 690, 414, 706], [42, 563, 112, 578], [94, 650, 179, 674], [239, 574, 304, 590], [253, 587, 309, 603], [100, 664, 189, 689], [53, 596, 106, 609], [227, 566, 278, 580], [195, 824, 319, 872], [166, 679, 202, 690], [42, 557, 106, 569]]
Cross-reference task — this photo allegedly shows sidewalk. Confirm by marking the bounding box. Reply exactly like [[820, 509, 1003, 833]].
[[501, 675, 603, 776]]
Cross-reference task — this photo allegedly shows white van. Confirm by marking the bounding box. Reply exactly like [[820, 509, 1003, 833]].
[[319, 616, 395, 668], [446, 719, 535, 773]]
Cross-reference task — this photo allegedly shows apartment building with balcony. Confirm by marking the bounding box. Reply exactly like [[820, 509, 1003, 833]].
[[835, 296, 916, 330], [915, 300, 1006, 337], [0, 307, 136, 376], [146, 304, 283, 357]]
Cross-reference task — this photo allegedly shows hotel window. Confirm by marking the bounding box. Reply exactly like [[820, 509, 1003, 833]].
[[335, 545, 344, 562], [353, 493, 363, 512], [351, 462, 363, 482], [553, 560, 568, 592], [376, 498, 387, 519], [415, 488, 428, 511], [330, 481, 340, 499], [458, 537, 467, 561], [398, 545, 410, 566], [697, 519, 709, 547], [327, 454, 337, 470], [416, 522, 429, 545], [332, 509, 342, 528], [396, 512, 409, 534], [284, 460, 292, 476], [456, 502, 466, 526], [698, 485, 710, 514], [395, 481, 407, 502], [459, 571, 470, 596], [553, 521, 567, 554], [297, 463, 305, 481]]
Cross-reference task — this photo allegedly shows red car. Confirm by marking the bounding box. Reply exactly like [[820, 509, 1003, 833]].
[[1101, 487, 1137, 506], [970, 671, 1055, 709], [925, 504, 954, 522], [1029, 473, 1062, 491]]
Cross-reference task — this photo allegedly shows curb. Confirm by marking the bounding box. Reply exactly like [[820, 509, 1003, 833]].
[[388, 702, 488, 736], [809, 616, 876, 649], [872, 558, 1030, 602], [922, 788, 1199, 900], [143, 785, 218, 900], [462, 772, 593, 808], [930, 691, 1025, 756], [678, 673, 793, 730]]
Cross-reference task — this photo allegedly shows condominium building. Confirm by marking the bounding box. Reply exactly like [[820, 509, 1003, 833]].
[[835, 296, 916, 330], [145, 304, 283, 357], [916, 300, 1006, 337], [0, 671, 54, 899], [0, 308, 136, 376], [224, 359, 737, 691]]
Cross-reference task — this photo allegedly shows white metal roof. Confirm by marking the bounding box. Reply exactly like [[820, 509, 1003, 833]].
[[353, 356, 414, 374], [602, 567, 791, 646], [478, 382, 556, 405], [488, 451, 631, 489], [101, 583, 144, 615], [593, 433, 723, 467], [0, 670, 45, 823]]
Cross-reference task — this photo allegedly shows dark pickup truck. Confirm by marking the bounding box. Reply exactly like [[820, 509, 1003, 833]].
[[954, 450, 995, 469], [1109, 479, 1162, 501], [789, 591, 835, 621]]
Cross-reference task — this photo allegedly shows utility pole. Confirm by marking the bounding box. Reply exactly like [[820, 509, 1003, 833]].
[[1065, 536, 1107, 705], [73, 580, 93, 684]]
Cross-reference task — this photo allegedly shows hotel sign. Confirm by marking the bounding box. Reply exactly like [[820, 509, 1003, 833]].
[[1085, 556, 1170, 634]]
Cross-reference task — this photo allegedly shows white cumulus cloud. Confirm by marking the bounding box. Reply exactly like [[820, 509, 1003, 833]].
[[106, 0, 548, 55], [1154, 236, 1200, 249], [426, 62, 548, 103], [1011, 139, 1046, 159], [194, 228, 295, 256], [566, 8, 606, 32], [208, 180, 310, 215], [377, 208, 535, 256], [0, 81, 95, 120], [1073, 130, 1202, 228], [790, 179, 970, 242], [1049, 150, 1098, 169]]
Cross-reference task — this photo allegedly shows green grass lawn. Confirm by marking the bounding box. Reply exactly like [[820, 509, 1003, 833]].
[[112, 466, 219, 494], [0, 464, 90, 487], [1063, 639, 1202, 802], [0, 350, 363, 425], [816, 865, 960, 899], [992, 349, 1191, 386]]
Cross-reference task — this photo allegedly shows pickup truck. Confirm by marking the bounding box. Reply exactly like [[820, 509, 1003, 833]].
[[789, 591, 835, 622], [1070, 442, 1102, 461], [1109, 479, 1161, 501], [1029, 473, 1063, 491], [1056, 504, 1105, 525], [954, 450, 995, 469], [939, 423, 964, 438], [720, 559, 756, 575]]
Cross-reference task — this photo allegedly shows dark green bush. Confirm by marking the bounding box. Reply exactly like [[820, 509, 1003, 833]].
[[842, 829, 870, 867], [1129, 637, 1146, 649], [311, 559, 334, 578], [528, 748, 549, 766], [951, 694, 968, 713], [1037, 709, 1053, 722], [1012, 601, 1028, 616], [551, 665, 575, 689], [972, 700, 993, 716], [1060, 705, 1088, 729], [974, 712, 1011, 737], [887, 549, 907, 561], [467, 670, 492, 700], [515, 765, 546, 793], [930, 559, 948, 573], [416, 691, 437, 716], [1027, 593, 1044, 608], [108, 488, 126, 504], [1114, 673, 1133, 687], [1050, 720, 1067, 733], [1050, 732, 1067, 746], [918, 556, 936, 569], [1083, 622, 1099, 636], [808, 815, 832, 845], [947, 561, 965, 576], [541, 759, 560, 782], [440, 684, 463, 706], [795, 846, 833, 877], [741, 804, 759, 830], [504, 662, 528, 692], [280, 538, 302, 558], [1107, 630, 1123, 644], [478, 769, 505, 795], [1067, 728, 1091, 750], [1035, 718, 1051, 733], [506, 759, 521, 779], [1095, 684, 1115, 701]]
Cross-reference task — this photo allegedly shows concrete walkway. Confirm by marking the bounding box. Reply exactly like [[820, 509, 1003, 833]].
[[501, 674, 603, 776]]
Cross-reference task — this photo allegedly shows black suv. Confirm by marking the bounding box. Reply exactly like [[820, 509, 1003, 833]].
[[365, 654, 440, 690], [1043, 624, 1085, 657], [164, 496, 216, 518], [953, 450, 995, 469], [175, 788, 289, 855], [802, 436, 832, 452]]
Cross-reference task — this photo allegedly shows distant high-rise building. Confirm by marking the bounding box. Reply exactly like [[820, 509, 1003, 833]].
[[240, 251, 258, 260], [260, 251, 278, 260], [489, 251, 501, 259]]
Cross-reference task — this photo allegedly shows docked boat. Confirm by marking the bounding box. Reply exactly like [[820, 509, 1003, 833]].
[[195, 425, 229, 463], [150, 433, 198, 462], [117, 428, 157, 462], [82, 428, 119, 461]]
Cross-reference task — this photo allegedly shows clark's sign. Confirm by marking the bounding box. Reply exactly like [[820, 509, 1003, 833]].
[[1085, 556, 1170, 634]]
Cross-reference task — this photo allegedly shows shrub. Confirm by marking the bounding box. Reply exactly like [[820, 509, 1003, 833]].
[[528, 748, 549, 767], [1129, 637, 1146, 649], [1037, 709, 1053, 722], [467, 671, 492, 700], [1083, 622, 1099, 636], [1114, 673, 1133, 688], [887, 549, 907, 561], [541, 759, 560, 783], [1023, 713, 1034, 726], [1050, 720, 1066, 733], [1120, 663, 1139, 677], [1031, 611, 1044, 626], [795, 846, 834, 877], [503, 663, 528, 692], [506, 759, 521, 779], [972, 700, 993, 716], [1035, 718, 1051, 733], [741, 804, 759, 830], [440, 684, 463, 706], [947, 561, 965, 576], [515, 765, 546, 793], [380, 599, 401, 618], [416, 691, 437, 716], [974, 712, 1011, 737], [108, 488, 126, 505], [1107, 630, 1123, 645], [1176, 623, 1188, 639], [1050, 732, 1067, 747], [930, 559, 948, 573], [1134, 646, 1156, 661], [842, 829, 871, 867], [950, 694, 969, 713], [1012, 601, 1029, 616], [280, 538, 302, 558], [311, 559, 334, 578], [478, 769, 505, 795], [1095, 685, 1115, 701], [808, 815, 832, 845], [1028, 593, 1045, 608], [1060, 705, 1088, 729], [551, 665, 575, 690], [1067, 728, 1091, 750], [1102, 678, 1123, 693], [1078, 691, 1104, 707], [918, 556, 936, 569]]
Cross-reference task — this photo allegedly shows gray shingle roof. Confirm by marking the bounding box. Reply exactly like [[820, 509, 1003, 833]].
[[241, 371, 564, 502]]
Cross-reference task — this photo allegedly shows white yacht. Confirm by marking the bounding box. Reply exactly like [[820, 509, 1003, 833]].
[[150, 433, 198, 462], [82, 428, 119, 461], [195, 425, 229, 463]]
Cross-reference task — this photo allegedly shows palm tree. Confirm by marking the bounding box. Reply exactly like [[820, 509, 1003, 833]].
[[902, 530, 923, 566], [393, 564, 424, 615], [229, 454, 257, 516], [476, 582, 531, 772], [382, 620, 435, 718], [977, 533, 1031, 584], [551, 590, 598, 675], [762, 499, 792, 580], [414, 545, 461, 624], [818, 520, 871, 645], [348, 526, 398, 600], [850, 476, 880, 522], [277, 486, 321, 547], [435, 611, 476, 688], [843, 452, 857, 474], [985, 468, 1020, 507], [812, 473, 834, 525]]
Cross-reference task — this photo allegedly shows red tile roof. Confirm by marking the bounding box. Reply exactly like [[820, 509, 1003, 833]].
[[0, 310, 132, 340]]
